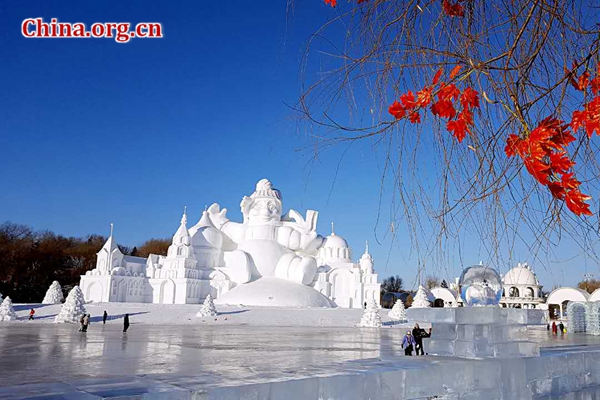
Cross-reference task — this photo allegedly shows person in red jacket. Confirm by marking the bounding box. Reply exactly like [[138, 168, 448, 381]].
[[552, 321, 558, 335], [28, 308, 35, 320]]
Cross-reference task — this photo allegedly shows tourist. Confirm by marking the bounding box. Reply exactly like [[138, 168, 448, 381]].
[[28, 308, 35, 320], [79, 314, 85, 332], [412, 323, 431, 356], [123, 314, 130, 332], [552, 321, 557, 335], [559, 321, 565, 335], [82, 314, 90, 332], [364, 301, 367, 309], [402, 330, 415, 356], [103, 311, 108, 324]]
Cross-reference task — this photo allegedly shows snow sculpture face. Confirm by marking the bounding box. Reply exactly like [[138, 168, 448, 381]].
[[242, 179, 283, 226], [459, 265, 502, 307]]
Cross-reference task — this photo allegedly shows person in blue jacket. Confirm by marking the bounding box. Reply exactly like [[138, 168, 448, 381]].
[[402, 330, 416, 356]]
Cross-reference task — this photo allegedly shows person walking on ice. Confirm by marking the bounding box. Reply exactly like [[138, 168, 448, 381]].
[[82, 314, 90, 332], [123, 314, 130, 332], [28, 308, 35, 320], [402, 330, 416, 356], [103, 311, 108, 325]]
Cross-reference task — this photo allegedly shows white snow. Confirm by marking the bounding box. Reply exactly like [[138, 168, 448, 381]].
[[388, 299, 407, 321], [358, 300, 382, 328], [412, 286, 431, 308], [42, 281, 64, 304], [55, 286, 87, 323], [0, 297, 17, 321], [196, 294, 218, 317], [214, 277, 333, 308]]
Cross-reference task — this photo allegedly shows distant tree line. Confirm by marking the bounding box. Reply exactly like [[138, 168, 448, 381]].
[[0, 222, 170, 302]]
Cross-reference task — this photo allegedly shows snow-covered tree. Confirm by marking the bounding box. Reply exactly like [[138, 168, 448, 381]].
[[358, 300, 382, 328], [196, 294, 217, 317], [412, 286, 431, 308], [55, 286, 86, 323], [0, 297, 17, 321], [388, 299, 407, 322], [42, 281, 64, 304]]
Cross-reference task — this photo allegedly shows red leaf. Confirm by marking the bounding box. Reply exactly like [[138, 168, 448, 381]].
[[578, 71, 590, 91], [324, 0, 337, 7], [460, 87, 480, 109], [550, 129, 576, 148], [591, 77, 600, 95], [447, 119, 469, 142], [432, 69, 443, 85], [549, 152, 575, 174], [524, 159, 551, 185], [400, 91, 417, 109], [431, 100, 456, 119], [409, 112, 421, 124], [438, 83, 461, 102], [416, 88, 433, 107], [458, 109, 474, 126], [505, 134, 522, 157], [571, 110, 588, 132], [449, 65, 462, 79], [443, 0, 465, 17], [565, 188, 593, 216], [561, 173, 581, 190], [388, 101, 406, 119], [548, 182, 566, 200]]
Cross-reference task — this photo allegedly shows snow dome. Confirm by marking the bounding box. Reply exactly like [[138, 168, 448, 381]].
[[318, 223, 351, 262], [190, 211, 223, 249], [503, 263, 538, 286], [459, 264, 503, 307]]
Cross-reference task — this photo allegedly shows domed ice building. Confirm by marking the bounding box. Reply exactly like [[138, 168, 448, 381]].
[[79, 179, 380, 308], [499, 263, 544, 309]]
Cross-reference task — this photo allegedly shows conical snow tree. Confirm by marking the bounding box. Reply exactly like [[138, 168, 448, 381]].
[[358, 299, 382, 328], [412, 286, 431, 308], [0, 297, 17, 321], [42, 281, 64, 304], [55, 286, 86, 323], [196, 294, 218, 317], [388, 299, 407, 321]]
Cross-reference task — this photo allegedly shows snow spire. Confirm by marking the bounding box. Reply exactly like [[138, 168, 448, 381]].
[[55, 286, 87, 323], [364, 241, 369, 255], [412, 285, 431, 308], [358, 299, 382, 328], [0, 296, 17, 321], [388, 298, 407, 321], [196, 294, 218, 317], [42, 281, 64, 304], [331, 221, 335, 235]]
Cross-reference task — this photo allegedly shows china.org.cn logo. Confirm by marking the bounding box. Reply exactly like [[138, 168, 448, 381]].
[[22, 18, 163, 43]]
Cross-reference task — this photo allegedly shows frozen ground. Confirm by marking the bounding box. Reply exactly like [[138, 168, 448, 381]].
[[1, 319, 600, 398], [10, 302, 413, 328]]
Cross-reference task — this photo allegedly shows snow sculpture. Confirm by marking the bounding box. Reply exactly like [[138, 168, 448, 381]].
[[0, 297, 17, 321], [459, 264, 502, 307], [388, 298, 407, 321], [358, 299, 382, 327], [206, 179, 322, 285], [567, 301, 588, 333], [196, 294, 218, 317], [42, 281, 64, 304], [55, 286, 87, 323], [412, 286, 431, 308]]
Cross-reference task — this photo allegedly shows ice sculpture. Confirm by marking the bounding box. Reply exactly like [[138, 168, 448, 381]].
[[459, 264, 502, 307]]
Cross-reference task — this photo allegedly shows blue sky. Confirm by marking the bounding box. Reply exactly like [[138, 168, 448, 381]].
[[0, 0, 596, 289]]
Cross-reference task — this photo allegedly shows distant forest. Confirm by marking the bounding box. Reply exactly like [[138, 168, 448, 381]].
[[0, 222, 170, 302]]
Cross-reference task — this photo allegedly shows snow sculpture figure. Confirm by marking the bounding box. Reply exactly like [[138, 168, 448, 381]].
[[388, 298, 407, 321], [207, 179, 323, 285], [459, 264, 502, 307], [55, 286, 87, 323], [196, 294, 218, 317], [358, 299, 382, 327], [42, 281, 64, 304], [412, 286, 432, 308], [0, 297, 17, 321]]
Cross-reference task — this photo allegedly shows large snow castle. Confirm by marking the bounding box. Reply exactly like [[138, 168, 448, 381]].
[[80, 179, 380, 308]]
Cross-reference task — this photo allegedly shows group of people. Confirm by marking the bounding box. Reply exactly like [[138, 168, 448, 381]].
[[549, 320, 566, 335], [402, 323, 432, 356], [79, 311, 130, 333]]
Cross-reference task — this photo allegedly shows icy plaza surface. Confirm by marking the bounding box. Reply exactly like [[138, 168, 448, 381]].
[[2, 325, 600, 398]]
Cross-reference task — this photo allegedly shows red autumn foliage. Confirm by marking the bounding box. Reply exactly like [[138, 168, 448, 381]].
[[449, 65, 462, 79], [324, 0, 337, 7], [447, 118, 469, 142], [442, 0, 465, 17]]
